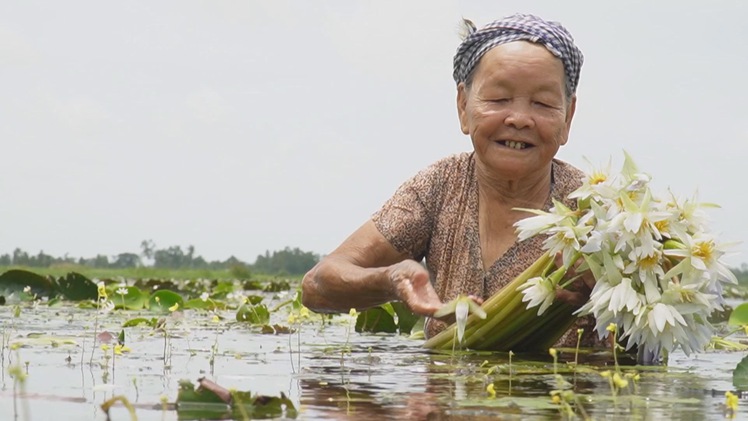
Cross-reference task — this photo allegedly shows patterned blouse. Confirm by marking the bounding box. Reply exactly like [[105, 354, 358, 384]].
[[372, 152, 603, 348]]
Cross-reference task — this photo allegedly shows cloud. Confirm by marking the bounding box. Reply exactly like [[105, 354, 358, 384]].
[[0, 24, 40, 65], [185, 87, 229, 124], [48, 95, 114, 138]]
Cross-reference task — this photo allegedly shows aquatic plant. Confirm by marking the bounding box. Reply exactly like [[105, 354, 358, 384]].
[[515, 152, 736, 359], [423, 255, 577, 351], [427, 152, 735, 358]]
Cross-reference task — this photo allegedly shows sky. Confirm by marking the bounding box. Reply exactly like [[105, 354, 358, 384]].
[[1, 1, 747, 266]]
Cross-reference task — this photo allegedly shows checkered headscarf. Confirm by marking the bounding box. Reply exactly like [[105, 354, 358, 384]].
[[453, 14, 583, 95]]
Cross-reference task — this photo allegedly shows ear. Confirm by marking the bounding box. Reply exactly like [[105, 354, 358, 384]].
[[560, 95, 577, 146], [456, 83, 470, 135]]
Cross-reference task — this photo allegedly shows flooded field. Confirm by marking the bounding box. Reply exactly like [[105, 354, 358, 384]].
[[2, 287, 748, 420]]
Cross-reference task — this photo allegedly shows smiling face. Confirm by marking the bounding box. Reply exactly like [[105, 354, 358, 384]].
[[457, 41, 576, 183]]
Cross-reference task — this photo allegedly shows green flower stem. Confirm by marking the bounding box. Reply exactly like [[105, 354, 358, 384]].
[[425, 253, 567, 350], [460, 293, 525, 349], [662, 239, 685, 250], [500, 302, 576, 351]]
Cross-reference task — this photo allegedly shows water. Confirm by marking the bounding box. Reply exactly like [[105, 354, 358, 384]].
[[2, 303, 748, 420]]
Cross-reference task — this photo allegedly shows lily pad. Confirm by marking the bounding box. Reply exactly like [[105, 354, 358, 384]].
[[728, 303, 748, 326], [391, 301, 419, 334], [176, 378, 296, 419], [111, 286, 149, 310], [0, 269, 55, 298], [264, 279, 290, 292], [356, 307, 397, 333], [122, 317, 159, 328], [733, 354, 748, 389], [54, 272, 98, 301], [184, 298, 226, 310], [236, 303, 270, 324], [149, 290, 184, 312]]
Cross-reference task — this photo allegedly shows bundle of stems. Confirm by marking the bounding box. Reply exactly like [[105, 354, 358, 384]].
[[423, 253, 576, 351]]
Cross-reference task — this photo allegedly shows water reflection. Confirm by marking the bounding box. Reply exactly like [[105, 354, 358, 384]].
[[0, 305, 740, 420], [298, 342, 724, 421]]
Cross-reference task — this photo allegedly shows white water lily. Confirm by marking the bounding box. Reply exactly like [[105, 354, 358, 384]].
[[518, 276, 556, 316], [515, 205, 570, 242], [515, 152, 736, 358], [433, 294, 486, 344]]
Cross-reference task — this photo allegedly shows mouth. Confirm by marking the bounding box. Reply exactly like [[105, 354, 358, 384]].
[[496, 140, 532, 150]]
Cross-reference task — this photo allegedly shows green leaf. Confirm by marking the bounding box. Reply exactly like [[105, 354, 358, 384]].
[[263, 280, 290, 292], [122, 317, 159, 328], [734, 354, 748, 389], [0, 269, 55, 298], [728, 303, 748, 326], [148, 290, 184, 313], [211, 281, 236, 299], [177, 379, 227, 405], [112, 286, 148, 310], [54, 272, 98, 301], [236, 303, 270, 324], [391, 302, 419, 334], [291, 289, 303, 310], [355, 307, 397, 333], [183, 298, 226, 310], [176, 378, 296, 420], [246, 295, 264, 305]]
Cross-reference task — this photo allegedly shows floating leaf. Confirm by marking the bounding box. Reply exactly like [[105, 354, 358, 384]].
[[176, 378, 296, 420], [242, 280, 264, 290], [246, 295, 264, 305], [183, 298, 225, 311], [112, 286, 148, 310], [264, 280, 290, 292], [149, 290, 184, 313], [733, 354, 748, 389], [10, 335, 78, 348], [122, 317, 159, 328], [728, 303, 748, 326], [391, 302, 419, 334], [236, 303, 270, 324], [0, 269, 55, 299], [355, 307, 397, 333], [211, 281, 236, 299], [177, 379, 228, 406], [54, 272, 97, 301]]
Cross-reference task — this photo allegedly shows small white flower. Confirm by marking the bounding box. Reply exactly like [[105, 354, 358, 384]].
[[200, 292, 210, 302], [100, 300, 115, 314], [23, 286, 31, 293], [518, 277, 556, 316], [116, 288, 128, 296], [433, 295, 486, 344], [514, 210, 567, 242]]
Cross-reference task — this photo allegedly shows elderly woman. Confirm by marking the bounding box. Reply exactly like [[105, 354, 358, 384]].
[[302, 14, 601, 347]]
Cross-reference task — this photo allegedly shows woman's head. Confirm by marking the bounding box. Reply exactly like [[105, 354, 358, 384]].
[[453, 14, 582, 182], [453, 14, 583, 101]]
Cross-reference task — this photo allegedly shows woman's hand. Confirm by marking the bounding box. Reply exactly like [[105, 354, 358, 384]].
[[554, 253, 595, 308], [386, 259, 443, 316]]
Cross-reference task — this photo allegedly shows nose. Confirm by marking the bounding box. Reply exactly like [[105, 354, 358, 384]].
[[503, 103, 534, 129]]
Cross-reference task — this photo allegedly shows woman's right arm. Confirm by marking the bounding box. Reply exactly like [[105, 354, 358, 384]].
[[301, 219, 443, 316]]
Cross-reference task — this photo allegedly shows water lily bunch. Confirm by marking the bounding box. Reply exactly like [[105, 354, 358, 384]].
[[423, 254, 578, 351], [516, 151, 737, 357]]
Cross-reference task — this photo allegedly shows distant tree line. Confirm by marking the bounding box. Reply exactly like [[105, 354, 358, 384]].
[[735, 264, 748, 285], [0, 241, 320, 276]]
